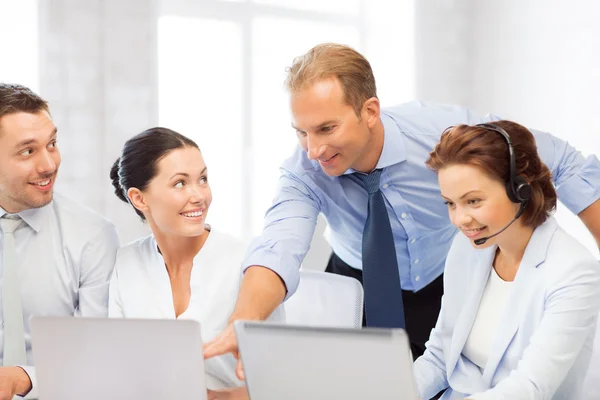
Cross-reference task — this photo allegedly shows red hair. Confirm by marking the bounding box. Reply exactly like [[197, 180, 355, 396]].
[[426, 120, 557, 228]]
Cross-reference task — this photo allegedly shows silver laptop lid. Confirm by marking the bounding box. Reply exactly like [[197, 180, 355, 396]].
[[235, 321, 419, 400], [30, 317, 207, 400]]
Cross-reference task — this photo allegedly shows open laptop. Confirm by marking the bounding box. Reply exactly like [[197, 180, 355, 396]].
[[30, 317, 208, 400], [235, 321, 419, 400]]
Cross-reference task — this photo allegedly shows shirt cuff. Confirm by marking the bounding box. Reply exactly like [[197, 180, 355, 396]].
[[556, 155, 600, 214], [243, 243, 301, 302], [16, 365, 37, 399]]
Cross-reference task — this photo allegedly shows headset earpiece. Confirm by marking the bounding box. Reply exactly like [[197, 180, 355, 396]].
[[513, 176, 531, 203], [475, 123, 531, 206]]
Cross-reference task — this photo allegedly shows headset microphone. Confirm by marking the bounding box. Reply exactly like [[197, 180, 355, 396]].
[[468, 123, 532, 246], [473, 202, 526, 245]]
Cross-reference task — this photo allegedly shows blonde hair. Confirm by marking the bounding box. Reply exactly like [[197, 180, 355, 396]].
[[285, 43, 377, 117]]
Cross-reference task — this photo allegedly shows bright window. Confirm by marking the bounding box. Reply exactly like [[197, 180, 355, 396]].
[[252, 0, 360, 16], [0, 0, 39, 91], [251, 16, 360, 232], [158, 1, 415, 240], [158, 16, 244, 238]]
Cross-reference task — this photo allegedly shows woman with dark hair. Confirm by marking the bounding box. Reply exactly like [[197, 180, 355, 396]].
[[413, 121, 600, 399], [108, 127, 256, 392]]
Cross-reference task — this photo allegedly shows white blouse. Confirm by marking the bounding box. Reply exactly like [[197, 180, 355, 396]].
[[108, 229, 247, 389], [462, 267, 513, 370]]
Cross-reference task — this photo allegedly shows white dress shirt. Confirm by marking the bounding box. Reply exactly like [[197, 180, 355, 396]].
[[109, 228, 272, 390], [462, 268, 512, 370], [0, 193, 120, 398]]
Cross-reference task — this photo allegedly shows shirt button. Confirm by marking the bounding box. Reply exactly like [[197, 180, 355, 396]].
[[415, 276, 421, 282], [382, 183, 389, 189], [401, 212, 407, 219], [414, 258, 420, 264], [410, 238, 416, 244]]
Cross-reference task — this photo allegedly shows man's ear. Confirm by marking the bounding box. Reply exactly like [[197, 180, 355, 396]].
[[362, 97, 380, 129], [127, 187, 148, 215]]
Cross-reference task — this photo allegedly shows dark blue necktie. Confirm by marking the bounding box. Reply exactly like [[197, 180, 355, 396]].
[[358, 169, 406, 329]]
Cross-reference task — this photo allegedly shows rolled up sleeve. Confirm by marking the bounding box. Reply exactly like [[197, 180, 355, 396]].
[[17, 365, 37, 399], [554, 155, 600, 214], [533, 130, 600, 214], [242, 169, 321, 300]]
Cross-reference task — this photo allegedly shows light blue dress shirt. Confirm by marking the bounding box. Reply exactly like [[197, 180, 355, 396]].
[[243, 101, 600, 299]]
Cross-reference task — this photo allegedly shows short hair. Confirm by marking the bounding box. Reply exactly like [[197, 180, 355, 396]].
[[285, 43, 377, 118], [425, 120, 557, 229], [110, 127, 199, 220], [0, 83, 49, 120]]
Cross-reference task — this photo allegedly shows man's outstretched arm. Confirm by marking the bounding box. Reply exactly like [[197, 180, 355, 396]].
[[203, 266, 286, 378]]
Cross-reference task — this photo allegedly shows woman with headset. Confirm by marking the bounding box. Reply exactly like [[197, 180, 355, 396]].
[[413, 121, 600, 399]]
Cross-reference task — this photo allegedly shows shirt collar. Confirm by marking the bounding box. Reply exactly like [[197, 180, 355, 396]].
[[343, 111, 407, 175], [376, 112, 407, 169], [0, 202, 50, 233]]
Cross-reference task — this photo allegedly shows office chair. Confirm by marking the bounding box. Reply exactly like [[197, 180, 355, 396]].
[[284, 269, 364, 328]]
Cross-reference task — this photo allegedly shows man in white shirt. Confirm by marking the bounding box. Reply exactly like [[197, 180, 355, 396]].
[[0, 83, 120, 399]]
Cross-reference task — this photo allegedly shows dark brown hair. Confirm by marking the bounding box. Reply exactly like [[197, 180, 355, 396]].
[[110, 127, 199, 220], [0, 83, 50, 122], [426, 120, 557, 228]]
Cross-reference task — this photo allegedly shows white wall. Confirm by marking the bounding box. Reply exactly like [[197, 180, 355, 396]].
[[415, 0, 473, 105], [0, 0, 38, 91], [37, 0, 158, 244], [468, 0, 600, 255]]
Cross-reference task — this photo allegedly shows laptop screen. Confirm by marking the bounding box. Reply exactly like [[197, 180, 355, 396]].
[[236, 322, 419, 400]]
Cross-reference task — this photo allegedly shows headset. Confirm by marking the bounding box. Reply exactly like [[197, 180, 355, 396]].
[[470, 123, 532, 245]]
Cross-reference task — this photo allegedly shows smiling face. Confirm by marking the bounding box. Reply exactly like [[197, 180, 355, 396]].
[[129, 146, 212, 238], [0, 111, 60, 213], [439, 163, 522, 248], [290, 77, 380, 175]]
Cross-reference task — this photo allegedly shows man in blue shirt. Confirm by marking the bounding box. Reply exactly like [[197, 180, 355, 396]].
[[204, 43, 600, 377]]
